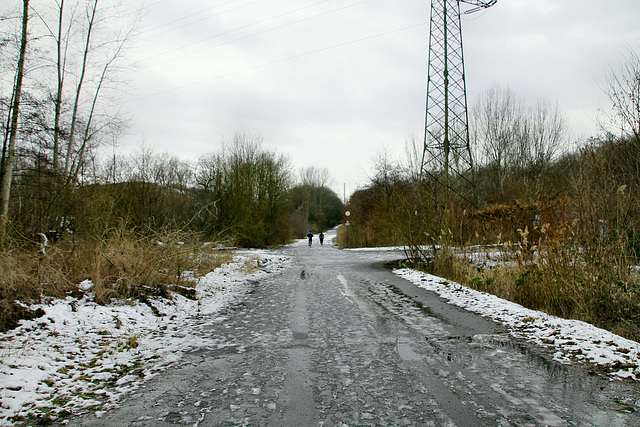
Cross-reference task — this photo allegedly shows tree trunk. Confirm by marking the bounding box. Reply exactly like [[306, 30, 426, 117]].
[[63, 0, 98, 182], [0, 0, 30, 250], [72, 30, 130, 184], [53, 0, 66, 173]]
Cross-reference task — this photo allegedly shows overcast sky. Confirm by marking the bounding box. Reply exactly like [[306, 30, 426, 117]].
[[121, 0, 640, 199]]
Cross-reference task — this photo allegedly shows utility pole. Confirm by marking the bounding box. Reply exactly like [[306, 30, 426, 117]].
[[421, 0, 497, 207]]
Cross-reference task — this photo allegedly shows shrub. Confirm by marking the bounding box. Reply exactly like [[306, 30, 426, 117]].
[[0, 226, 234, 331], [428, 218, 640, 342]]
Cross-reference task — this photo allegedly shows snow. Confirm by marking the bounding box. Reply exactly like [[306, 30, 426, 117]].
[[349, 241, 640, 380], [0, 250, 290, 426], [344, 237, 640, 380], [393, 268, 640, 381], [2, 237, 639, 425]]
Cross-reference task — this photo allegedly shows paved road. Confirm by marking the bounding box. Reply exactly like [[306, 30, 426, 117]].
[[66, 241, 640, 426]]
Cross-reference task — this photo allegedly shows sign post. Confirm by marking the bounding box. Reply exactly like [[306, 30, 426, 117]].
[[345, 211, 351, 249]]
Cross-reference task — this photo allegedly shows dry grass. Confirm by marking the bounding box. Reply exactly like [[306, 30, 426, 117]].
[[238, 257, 261, 275], [334, 223, 406, 248], [87, 229, 237, 304], [0, 245, 79, 332], [430, 221, 640, 342], [0, 229, 232, 331]]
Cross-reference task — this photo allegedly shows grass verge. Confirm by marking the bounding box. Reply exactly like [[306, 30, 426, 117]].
[[426, 224, 640, 343], [0, 228, 233, 332]]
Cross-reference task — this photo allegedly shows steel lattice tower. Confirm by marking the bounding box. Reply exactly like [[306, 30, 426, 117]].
[[421, 0, 497, 205]]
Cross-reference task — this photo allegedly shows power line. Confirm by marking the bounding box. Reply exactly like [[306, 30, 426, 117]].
[[141, 0, 260, 38], [126, 20, 428, 103], [140, 0, 372, 69], [139, 0, 339, 66]]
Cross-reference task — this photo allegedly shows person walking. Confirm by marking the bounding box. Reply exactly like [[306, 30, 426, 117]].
[[319, 232, 325, 245], [307, 231, 313, 246]]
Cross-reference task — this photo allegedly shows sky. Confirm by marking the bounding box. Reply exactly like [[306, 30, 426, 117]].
[[120, 0, 640, 199]]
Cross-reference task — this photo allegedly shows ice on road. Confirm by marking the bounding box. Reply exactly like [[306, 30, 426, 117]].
[[56, 234, 640, 426]]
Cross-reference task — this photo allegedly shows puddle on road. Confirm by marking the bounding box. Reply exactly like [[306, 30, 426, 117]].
[[396, 339, 423, 361], [473, 334, 567, 378], [336, 274, 355, 298], [336, 273, 391, 331], [385, 281, 438, 316], [292, 331, 308, 340], [420, 333, 567, 379]]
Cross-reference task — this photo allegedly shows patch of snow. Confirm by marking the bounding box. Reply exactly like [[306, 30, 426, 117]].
[[394, 268, 640, 380], [78, 279, 93, 291], [346, 246, 408, 252], [0, 251, 290, 426]]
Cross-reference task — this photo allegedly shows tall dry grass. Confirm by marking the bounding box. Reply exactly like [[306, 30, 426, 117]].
[[0, 228, 233, 331], [431, 218, 640, 342]]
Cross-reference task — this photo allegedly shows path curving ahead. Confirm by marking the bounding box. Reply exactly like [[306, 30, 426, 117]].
[[65, 238, 640, 426]]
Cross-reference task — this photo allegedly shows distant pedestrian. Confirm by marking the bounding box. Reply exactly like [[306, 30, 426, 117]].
[[319, 232, 325, 245], [307, 231, 313, 246]]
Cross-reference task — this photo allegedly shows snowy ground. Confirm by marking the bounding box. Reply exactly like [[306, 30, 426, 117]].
[[2, 236, 640, 425], [346, 243, 640, 380], [394, 268, 640, 380], [0, 250, 290, 426]]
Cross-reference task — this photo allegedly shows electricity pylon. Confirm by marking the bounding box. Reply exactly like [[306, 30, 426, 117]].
[[421, 0, 497, 206]]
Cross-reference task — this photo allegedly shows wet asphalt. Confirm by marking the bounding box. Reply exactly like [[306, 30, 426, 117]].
[[63, 241, 640, 426]]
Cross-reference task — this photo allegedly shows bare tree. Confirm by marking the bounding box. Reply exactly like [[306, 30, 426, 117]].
[[195, 153, 223, 192], [472, 85, 525, 194], [42, 0, 77, 173], [0, 0, 29, 249], [69, 42, 132, 185], [404, 134, 423, 182], [219, 132, 292, 246], [299, 166, 331, 189], [62, 0, 97, 180], [297, 166, 332, 226], [472, 86, 567, 197], [0, 1, 140, 235], [601, 44, 640, 141], [524, 98, 567, 172], [371, 147, 403, 187]]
